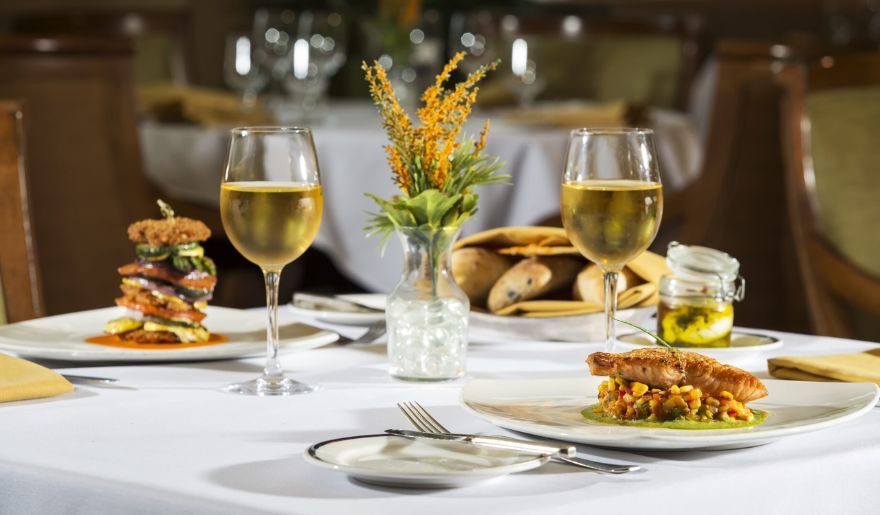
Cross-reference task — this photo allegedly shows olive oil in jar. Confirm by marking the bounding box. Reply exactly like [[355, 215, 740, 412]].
[[658, 301, 734, 347], [657, 242, 745, 348]]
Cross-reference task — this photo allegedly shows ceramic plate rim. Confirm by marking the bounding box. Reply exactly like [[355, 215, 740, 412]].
[[303, 434, 549, 480], [617, 330, 784, 353], [460, 376, 880, 450], [0, 306, 338, 362]]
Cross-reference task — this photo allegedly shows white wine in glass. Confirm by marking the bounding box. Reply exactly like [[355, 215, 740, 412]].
[[561, 129, 663, 352], [220, 128, 323, 395]]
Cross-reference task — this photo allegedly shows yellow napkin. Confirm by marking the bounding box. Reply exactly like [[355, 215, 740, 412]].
[[768, 349, 880, 384], [138, 84, 275, 126], [0, 354, 73, 403], [503, 100, 640, 128]]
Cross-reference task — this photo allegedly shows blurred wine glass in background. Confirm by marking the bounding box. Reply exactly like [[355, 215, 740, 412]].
[[224, 32, 269, 108], [407, 9, 444, 94], [252, 8, 297, 92], [499, 14, 546, 106], [449, 10, 498, 75], [282, 10, 347, 122]]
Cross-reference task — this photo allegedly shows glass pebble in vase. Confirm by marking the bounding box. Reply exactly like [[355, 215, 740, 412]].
[[386, 227, 469, 381]]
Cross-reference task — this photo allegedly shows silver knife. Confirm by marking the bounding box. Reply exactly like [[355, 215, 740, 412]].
[[292, 293, 383, 313], [385, 429, 577, 457], [62, 374, 118, 385]]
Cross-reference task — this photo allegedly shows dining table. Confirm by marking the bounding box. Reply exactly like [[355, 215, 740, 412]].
[[139, 101, 702, 292], [1, 305, 878, 515]]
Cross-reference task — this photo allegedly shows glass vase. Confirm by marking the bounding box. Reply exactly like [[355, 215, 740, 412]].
[[386, 226, 470, 381]]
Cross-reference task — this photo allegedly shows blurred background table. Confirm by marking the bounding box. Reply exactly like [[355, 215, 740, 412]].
[[140, 101, 701, 292]]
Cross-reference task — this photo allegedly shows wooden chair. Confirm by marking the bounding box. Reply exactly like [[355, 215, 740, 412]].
[[0, 35, 159, 315], [777, 52, 880, 339], [662, 41, 811, 332], [496, 13, 706, 110], [0, 101, 44, 323], [9, 10, 195, 85]]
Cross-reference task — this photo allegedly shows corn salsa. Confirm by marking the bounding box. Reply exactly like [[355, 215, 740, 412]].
[[587, 376, 765, 427]]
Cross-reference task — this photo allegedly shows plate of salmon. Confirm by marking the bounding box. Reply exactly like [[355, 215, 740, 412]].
[[461, 349, 879, 450]]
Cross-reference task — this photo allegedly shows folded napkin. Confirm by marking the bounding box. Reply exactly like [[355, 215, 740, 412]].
[[768, 349, 880, 384], [0, 354, 73, 403], [502, 100, 642, 128], [138, 84, 275, 126]]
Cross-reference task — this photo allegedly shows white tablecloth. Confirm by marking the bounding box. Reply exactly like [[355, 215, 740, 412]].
[[140, 102, 702, 292], [1, 309, 878, 515]]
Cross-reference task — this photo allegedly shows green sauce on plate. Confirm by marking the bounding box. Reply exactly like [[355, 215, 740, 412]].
[[581, 404, 768, 430]]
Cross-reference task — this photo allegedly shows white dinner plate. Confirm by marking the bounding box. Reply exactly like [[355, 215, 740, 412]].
[[303, 434, 549, 488], [288, 294, 386, 325], [0, 306, 338, 362], [461, 376, 879, 451], [469, 306, 655, 343], [617, 330, 783, 355]]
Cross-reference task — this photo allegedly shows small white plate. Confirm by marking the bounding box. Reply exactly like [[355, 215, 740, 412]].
[[469, 306, 655, 343], [461, 376, 879, 451], [303, 434, 549, 488], [617, 330, 783, 354], [288, 294, 386, 325], [0, 306, 338, 362]]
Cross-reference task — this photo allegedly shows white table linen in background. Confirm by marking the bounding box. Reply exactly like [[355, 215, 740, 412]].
[[0, 307, 878, 515], [140, 102, 702, 292]]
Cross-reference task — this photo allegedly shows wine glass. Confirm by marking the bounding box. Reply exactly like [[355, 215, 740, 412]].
[[449, 10, 498, 75], [282, 10, 348, 121], [498, 15, 546, 106], [220, 127, 323, 395], [561, 129, 663, 353], [224, 32, 268, 108], [252, 9, 298, 86]]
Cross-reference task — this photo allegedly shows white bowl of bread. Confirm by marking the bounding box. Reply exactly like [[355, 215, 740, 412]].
[[452, 227, 667, 342]]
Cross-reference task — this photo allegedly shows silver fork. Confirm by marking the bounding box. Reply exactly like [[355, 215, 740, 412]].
[[335, 321, 386, 345], [397, 402, 640, 474]]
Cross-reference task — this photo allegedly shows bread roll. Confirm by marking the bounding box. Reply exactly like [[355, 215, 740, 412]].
[[452, 248, 513, 307], [572, 264, 641, 304], [488, 256, 582, 313]]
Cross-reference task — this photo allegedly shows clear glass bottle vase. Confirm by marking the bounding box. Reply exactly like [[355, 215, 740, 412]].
[[386, 226, 470, 381]]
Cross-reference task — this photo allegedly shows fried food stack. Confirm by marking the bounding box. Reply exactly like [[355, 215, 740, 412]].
[[105, 212, 218, 343]]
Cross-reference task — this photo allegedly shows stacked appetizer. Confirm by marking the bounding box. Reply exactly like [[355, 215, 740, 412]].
[[587, 348, 767, 424], [105, 202, 218, 343]]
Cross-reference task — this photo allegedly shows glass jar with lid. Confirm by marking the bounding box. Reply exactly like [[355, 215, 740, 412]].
[[657, 242, 745, 347]]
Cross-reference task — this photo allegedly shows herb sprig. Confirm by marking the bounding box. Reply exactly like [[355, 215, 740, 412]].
[[615, 317, 677, 352]]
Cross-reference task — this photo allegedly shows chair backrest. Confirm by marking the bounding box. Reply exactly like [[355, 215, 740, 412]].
[[9, 10, 194, 85], [0, 101, 44, 323], [664, 41, 811, 332], [0, 35, 158, 316], [778, 52, 880, 339], [490, 13, 705, 110]]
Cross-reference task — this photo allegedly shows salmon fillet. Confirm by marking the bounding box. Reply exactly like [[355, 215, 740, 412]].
[[587, 348, 768, 402]]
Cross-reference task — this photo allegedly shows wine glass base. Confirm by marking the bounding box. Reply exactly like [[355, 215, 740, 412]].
[[222, 376, 319, 396]]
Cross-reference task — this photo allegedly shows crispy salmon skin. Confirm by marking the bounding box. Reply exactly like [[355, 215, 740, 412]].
[[587, 348, 767, 402]]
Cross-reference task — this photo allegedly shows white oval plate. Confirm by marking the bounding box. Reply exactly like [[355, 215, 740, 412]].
[[304, 434, 549, 488], [469, 306, 655, 343], [461, 376, 879, 451], [0, 306, 338, 362], [288, 294, 386, 325], [617, 330, 783, 354]]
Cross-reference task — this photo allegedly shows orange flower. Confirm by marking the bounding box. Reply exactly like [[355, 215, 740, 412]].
[[363, 52, 497, 195]]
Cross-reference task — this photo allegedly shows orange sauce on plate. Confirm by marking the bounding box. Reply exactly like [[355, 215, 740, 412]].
[[84, 333, 228, 350]]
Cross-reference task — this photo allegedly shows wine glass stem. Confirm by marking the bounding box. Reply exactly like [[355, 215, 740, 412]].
[[603, 269, 620, 353], [262, 268, 283, 381]]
